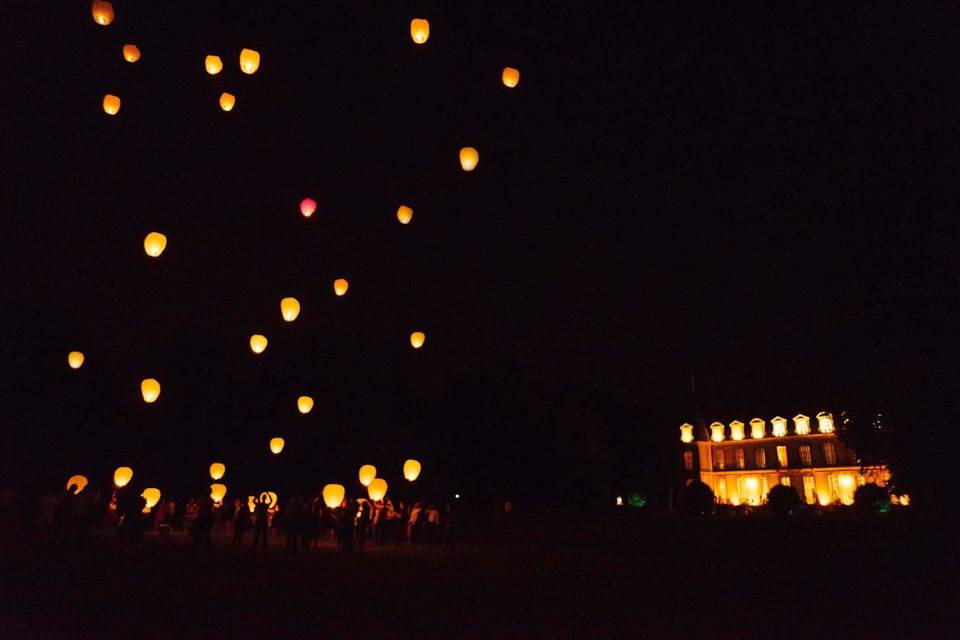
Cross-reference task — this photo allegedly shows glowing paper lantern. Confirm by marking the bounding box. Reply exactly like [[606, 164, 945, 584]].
[[210, 483, 227, 504], [219, 92, 235, 112], [502, 67, 520, 88], [260, 491, 278, 507], [333, 279, 349, 296], [750, 418, 766, 439], [410, 331, 425, 349], [142, 488, 161, 510], [205, 55, 223, 75], [396, 205, 413, 225], [209, 463, 226, 480], [322, 484, 345, 509], [122, 45, 141, 63], [280, 297, 301, 321], [410, 19, 430, 44], [367, 478, 388, 501], [91, 1, 114, 26], [249, 334, 268, 354], [239, 48, 260, 74], [403, 459, 422, 482], [300, 198, 317, 218], [459, 147, 479, 172], [358, 465, 377, 487], [66, 474, 88, 494], [143, 232, 167, 257], [141, 378, 160, 403], [113, 466, 133, 488], [68, 351, 85, 369], [102, 94, 121, 115], [269, 437, 285, 454], [297, 396, 314, 414]]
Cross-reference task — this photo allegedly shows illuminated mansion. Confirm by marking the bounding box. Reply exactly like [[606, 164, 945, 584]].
[[679, 413, 890, 506]]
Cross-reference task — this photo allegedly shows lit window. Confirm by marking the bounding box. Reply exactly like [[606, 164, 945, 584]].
[[755, 448, 766, 468], [736, 449, 745, 470], [716, 449, 725, 471], [776, 445, 788, 468], [771, 416, 787, 437], [793, 414, 810, 435], [730, 420, 745, 441], [780, 476, 791, 486], [816, 412, 834, 433], [683, 451, 693, 471], [750, 418, 765, 438], [710, 422, 725, 442], [717, 478, 727, 502], [802, 475, 816, 504], [799, 445, 812, 466], [679, 423, 694, 443], [824, 442, 836, 465]]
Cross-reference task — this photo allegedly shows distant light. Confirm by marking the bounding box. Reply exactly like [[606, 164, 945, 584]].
[[113, 466, 133, 488], [249, 334, 268, 354], [454, 493, 460, 499], [219, 92, 235, 112], [68, 351, 85, 370], [142, 488, 161, 511], [502, 67, 520, 88], [410, 18, 430, 44], [396, 205, 413, 224], [410, 331, 426, 349], [300, 198, 317, 218], [297, 395, 314, 414], [616, 496, 623, 506], [367, 478, 388, 501], [91, 1, 114, 26], [209, 462, 226, 480], [141, 378, 161, 403], [205, 55, 223, 75], [403, 459, 421, 482], [66, 474, 88, 494], [102, 94, 121, 115], [239, 48, 260, 74], [143, 231, 167, 257], [358, 465, 377, 487], [459, 147, 479, 171], [122, 44, 141, 63], [269, 437, 285, 454], [280, 297, 300, 321], [334, 278, 349, 296], [210, 483, 227, 504]]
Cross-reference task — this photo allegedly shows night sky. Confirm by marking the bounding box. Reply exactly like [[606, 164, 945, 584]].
[[2, 3, 957, 503]]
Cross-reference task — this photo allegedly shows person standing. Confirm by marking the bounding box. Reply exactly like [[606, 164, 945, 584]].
[[233, 501, 251, 546], [252, 497, 269, 550]]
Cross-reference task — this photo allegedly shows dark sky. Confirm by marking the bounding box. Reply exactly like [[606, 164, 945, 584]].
[[2, 2, 957, 500]]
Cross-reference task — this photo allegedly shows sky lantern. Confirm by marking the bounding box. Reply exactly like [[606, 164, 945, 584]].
[[205, 55, 223, 75], [122, 45, 141, 63], [367, 478, 388, 501], [219, 92, 235, 112], [209, 462, 226, 480], [322, 484, 345, 509], [280, 297, 300, 321], [102, 94, 121, 115], [141, 488, 161, 511], [410, 331, 425, 349], [300, 198, 317, 218], [67, 351, 85, 369], [249, 334, 268, 354], [113, 466, 133, 488], [210, 483, 227, 504], [333, 279, 349, 296], [297, 396, 314, 414], [358, 465, 377, 487], [403, 459, 422, 482], [91, 1, 114, 26], [410, 18, 429, 44], [260, 491, 278, 508], [269, 437, 285, 454], [459, 147, 479, 171], [239, 48, 260, 74], [502, 66, 520, 88], [396, 205, 413, 224], [143, 232, 167, 257], [66, 474, 88, 494], [141, 378, 161, 403]]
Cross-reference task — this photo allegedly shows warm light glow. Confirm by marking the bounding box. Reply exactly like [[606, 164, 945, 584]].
[[259, 491, 278, 508], [459, 147, 479, 171], [300, 198, 317, 218], [322, 484, 345, 509], [91, 1, 114, 26], [205, 55, 223, 75], [818, 494, 831, 506], [239, 48, 260, 74], [141, 488, 161, 511], [502, 67, 520, 88], [297, 396, 314, 414], [771, 416, 787, 437], [122, 45, 141, 63], [113, 466, 133, 488], [143, 232, 167, 257], [410, 18, 430, 44], [358, 465, 377, 487], [397, 205, 413, 224], [403, 459, 422, 482], [793, 414, 810, 435], [247, 496, 256, 513], [730, 420, 745, 441], [679, 423, 694, 443], [333, 279, 349, 296], [410, 331, 426, 349], [742, 476, 761, 506], [816, 411, 834, 433], [210, 483, 227, 504], [66, 474, 88, 494], [615, 496, 623, 506], [249, 334, 268, 354], [209, 463, 225, 480], [102, 94, 121, 115], [141, 378, 161, 403], [269, 437, 285, 454], [367, 478, 388, 501], [68, 351, 85, 369], [750, 418, 765, 439], [280, 297, 301, 321], [900, 494, 910, 506], [219, 92, 235, 112], [710, 422, 725, 442]]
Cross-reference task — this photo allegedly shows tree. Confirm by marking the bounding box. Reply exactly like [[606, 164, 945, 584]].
[[854, 483, 889, 514], [682, 480, 715, 516], [767, 484, 801, 515]]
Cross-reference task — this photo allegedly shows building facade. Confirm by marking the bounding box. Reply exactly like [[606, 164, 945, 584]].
[[679, 413, 890, 506]]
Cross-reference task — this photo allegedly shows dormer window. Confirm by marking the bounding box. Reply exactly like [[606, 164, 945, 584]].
[[679, 423, 694, 443], [749, 418, 765, 439], [794, 414, 811, 435], [729, 420, 745, 441], [771, 416, 788, 437], [710, 422, 725, 442], [816, 412, 834, 434]]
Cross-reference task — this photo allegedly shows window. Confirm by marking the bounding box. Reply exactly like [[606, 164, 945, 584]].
[[771, 416, 788, 437], [793, 414, 811, 435], [736, 449, 745, 469], [717, 478, 727, 502], [716, 449, 725, 471], [710, 422, 725, 442], [780, 476, 791, 486], [817, 412, 834, 433], [823, 442, 836, 465], [799, 445, 812, 466], [776, 445, 788, 468], [729, 421, 745, 440], [755, 448, 766, 468], [683, 451, 694, 471], [803, 476, 816, 504]]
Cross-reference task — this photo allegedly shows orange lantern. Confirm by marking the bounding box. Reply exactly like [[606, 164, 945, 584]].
[[209, 463, 226, 480], [249, 334, 268, 354], [205, 55, 223, 75], [300, 198, 317, 218], [66, 474, 89, 494], [297, 396, 314, 414], [410, 19, 429, 44], [113, 466, 133, 488], [333, 279, 349, 296], [410, 331, 425, 349], [68, 351, 85, 369], [219, 92, 235, 112], [459, 147, 479, 171], [122, 45, 141, 63], [403, 459, 422, 482], [280, 297, 301, 321], [270, 437, 285, 454], [367, 478, 388, 501], [396, 205, 413, 225], [102, 94, 121, 115], [91, 1, 114, 26], [143, 231, 167, 257], [358, 465, 377, 487], [141, 488, 161, 511], [141, 378, 160, 403], [502, 67, 520, 88], [323, 484, 345, 509], [239, 48, 261, 74], [210, 483, 227, 504]]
